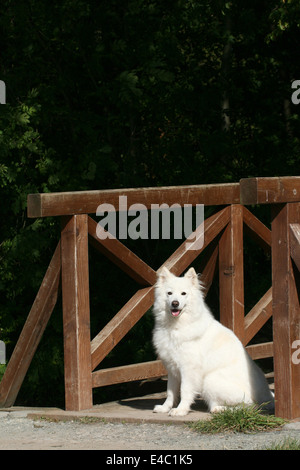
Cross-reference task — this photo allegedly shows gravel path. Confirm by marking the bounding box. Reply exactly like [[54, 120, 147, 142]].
[[0, 410, 300, 450]]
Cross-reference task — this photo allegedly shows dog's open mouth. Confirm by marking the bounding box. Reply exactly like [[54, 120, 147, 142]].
[[171, 309, 181, 317]]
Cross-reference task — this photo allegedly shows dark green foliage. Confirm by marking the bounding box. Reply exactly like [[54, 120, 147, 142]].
[[1, 0, 300, 406]]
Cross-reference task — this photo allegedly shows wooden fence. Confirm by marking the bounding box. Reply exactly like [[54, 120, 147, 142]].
[[0, 177, 299, 419]]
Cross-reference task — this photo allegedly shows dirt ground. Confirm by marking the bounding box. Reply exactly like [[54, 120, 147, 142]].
[[0, 396, 300, 451]]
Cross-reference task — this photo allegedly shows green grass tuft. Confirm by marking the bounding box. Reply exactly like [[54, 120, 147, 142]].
[[189, 403, 286, 434]]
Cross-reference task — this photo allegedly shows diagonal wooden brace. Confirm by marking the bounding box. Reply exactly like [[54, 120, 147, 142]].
[[0, 242, 61, 407]]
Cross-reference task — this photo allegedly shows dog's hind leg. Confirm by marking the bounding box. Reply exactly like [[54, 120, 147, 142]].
[[153, 371, 180, 413]]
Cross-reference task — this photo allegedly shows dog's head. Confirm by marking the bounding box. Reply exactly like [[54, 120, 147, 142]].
[[155, 266, 201, 318]]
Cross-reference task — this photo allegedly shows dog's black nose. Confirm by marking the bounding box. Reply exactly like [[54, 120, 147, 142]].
[[172, 300, 179, 308]]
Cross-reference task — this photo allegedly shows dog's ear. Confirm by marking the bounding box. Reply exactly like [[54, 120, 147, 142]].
[[157, 266, 172, 282], [184, 267, 199, 285], [184, 267, 197, 278]]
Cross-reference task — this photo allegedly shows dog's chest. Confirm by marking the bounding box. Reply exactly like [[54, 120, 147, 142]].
[[154, 326, 201, 371]]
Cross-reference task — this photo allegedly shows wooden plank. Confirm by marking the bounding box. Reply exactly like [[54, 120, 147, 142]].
[[243, 288, 273, 346], [240, 177, 300, 205], [91, 287, 155, 371], [27, 183, 240, 218], [290, 223, 300, 272], [92, 360, 167, 388], [88, 216, 156, 286], [162, 206, 231, 276], [243, 206, 271, 253], [246, 342, 273, 360], [0, 242, 61, 407], [61, 215, 93, 411], [272, 203, 300, 419], [219, 205, 245, 340]]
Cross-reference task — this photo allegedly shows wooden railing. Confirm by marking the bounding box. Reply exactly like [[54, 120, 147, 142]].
[[0, 177, 299, 419]]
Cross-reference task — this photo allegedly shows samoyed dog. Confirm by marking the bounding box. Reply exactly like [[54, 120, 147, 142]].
[[152, 267, 274, 416]]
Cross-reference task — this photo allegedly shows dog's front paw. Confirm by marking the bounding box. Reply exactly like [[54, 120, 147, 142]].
[[153, 404, 171, 413], [210, 405, 226, 413], [168, 407, 189, 417]]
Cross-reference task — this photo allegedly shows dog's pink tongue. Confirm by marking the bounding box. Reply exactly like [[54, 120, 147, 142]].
[[171, 310, 180, 317]]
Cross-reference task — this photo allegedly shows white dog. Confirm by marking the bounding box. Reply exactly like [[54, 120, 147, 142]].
[[152, 267, 274, 416]]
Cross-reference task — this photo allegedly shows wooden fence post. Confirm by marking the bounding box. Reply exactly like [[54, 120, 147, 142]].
[[61, 214, 93, 411], [219, 204, 244, 340], [272, 203, 300, 419]]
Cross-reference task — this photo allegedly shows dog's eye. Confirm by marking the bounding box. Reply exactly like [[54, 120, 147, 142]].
[[167, 292, 172, 295], [181, 292, 186, 295]]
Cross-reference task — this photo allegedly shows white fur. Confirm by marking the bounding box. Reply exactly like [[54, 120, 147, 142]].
[[152, 267, 274, 416]]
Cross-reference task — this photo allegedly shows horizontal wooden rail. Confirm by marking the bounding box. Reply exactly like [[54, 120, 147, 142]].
[[246, 342, 273, 360], [91, 342, 274, 389], [240, 177, 300, 205], [92, 360, 167, 388], [27, 177, 300, 218], [27, 183, 240, 218]]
